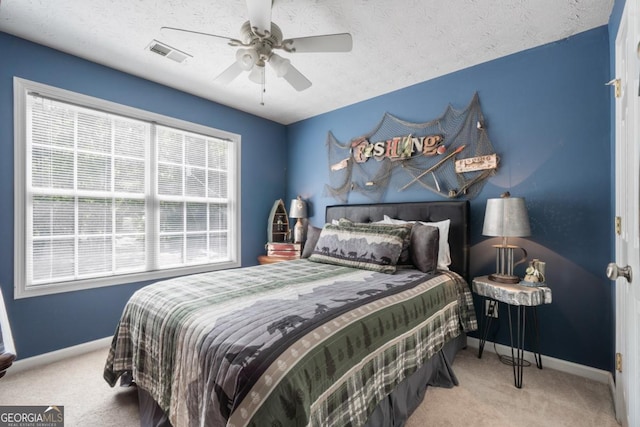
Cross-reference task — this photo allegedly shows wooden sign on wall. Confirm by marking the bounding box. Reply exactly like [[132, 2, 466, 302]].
[[454, 154, 497, 173]]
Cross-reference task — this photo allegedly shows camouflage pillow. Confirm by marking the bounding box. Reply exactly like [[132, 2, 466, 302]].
[[308, 221, 411, 273]]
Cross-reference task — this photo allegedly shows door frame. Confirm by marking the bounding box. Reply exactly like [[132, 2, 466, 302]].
[[613, 0, 639, 425]]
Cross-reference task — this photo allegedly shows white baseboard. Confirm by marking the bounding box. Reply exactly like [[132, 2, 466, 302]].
[[6, 335, 614, 388], [466, 337, 613, 385], [6, 336, 112, 378]]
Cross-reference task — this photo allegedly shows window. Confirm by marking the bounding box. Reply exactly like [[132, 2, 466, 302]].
[[14, 78, 241, 298]]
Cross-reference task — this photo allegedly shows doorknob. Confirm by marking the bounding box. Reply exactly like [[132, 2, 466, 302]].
[[606, 263, 633, 283]]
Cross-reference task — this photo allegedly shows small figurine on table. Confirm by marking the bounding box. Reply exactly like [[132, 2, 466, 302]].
[[522, 259, 546, 287]]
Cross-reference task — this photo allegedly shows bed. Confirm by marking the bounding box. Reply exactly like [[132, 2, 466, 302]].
[[104, 200, 477, 427]]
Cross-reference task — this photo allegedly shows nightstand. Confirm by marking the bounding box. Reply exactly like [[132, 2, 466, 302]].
[[258, 255, 298, 265], [472, 275, 552, 388]]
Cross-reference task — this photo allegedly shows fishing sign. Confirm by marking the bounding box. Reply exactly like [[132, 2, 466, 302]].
[[351, 134, 444, 163], [324, 92, 498, 201]]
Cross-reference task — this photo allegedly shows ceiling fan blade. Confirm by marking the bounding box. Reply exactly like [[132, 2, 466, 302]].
[[160, 26, 243, 46], [246, 0, 272, 37], [214, 61, 245, 85], [280, 63, 312, 91], [282, 33, 353, 53]]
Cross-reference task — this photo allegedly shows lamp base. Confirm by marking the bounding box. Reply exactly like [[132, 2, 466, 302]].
[[488, 273, 521, 284], [293, 219, 304, 244], [489, 244, 527, 284]]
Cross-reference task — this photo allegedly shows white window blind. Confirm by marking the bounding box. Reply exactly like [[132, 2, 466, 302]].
[[29, 95, 149, 284], [15, 78, 240, 298], [156, 125, 231, 267]]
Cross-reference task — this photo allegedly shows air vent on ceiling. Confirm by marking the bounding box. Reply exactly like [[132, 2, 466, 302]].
[[147, 40, 191, 63]]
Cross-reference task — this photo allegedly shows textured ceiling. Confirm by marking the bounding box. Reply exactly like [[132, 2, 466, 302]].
[[0, 0, 613, 125]]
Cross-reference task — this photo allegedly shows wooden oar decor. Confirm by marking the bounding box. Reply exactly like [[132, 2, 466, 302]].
[[399, 145, 466, 191]]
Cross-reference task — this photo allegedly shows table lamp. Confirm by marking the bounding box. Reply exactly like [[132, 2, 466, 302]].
[[289, 196, 308, 244], [482, 192, 531, 284]]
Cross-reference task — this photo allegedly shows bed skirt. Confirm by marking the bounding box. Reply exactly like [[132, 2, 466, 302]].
[[363, 333, 466, 427], [134, 334, 467, 427]]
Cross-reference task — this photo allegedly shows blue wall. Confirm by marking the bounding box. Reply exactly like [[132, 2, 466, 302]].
[[287, 27, 613, 371], [0, 32, 287, 358], [608, 0, 626, 50]]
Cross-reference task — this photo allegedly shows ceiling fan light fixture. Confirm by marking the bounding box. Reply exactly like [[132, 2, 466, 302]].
[[236, 48, 258, 71], [269, 53, 291, 78], [161, 1, 352, 92], [248, 66, 265, 84]]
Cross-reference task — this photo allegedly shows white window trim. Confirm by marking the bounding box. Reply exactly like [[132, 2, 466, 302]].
[[13, 77, 242, 299]]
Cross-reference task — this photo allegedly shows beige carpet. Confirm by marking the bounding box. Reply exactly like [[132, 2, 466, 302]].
[[0, 346, 620, 427], [408, 348, 620, 427]]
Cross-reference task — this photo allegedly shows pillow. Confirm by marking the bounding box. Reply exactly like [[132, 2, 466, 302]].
[[337, 218, 413, 266], [301, 225, 322, 258], [382, 215, 451, 270], [308, 222, 411, 273], [410, 223, 440, 273]]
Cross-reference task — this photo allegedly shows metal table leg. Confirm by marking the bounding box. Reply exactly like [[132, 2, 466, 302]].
[[528, 306, 543, 369], [478, 297, 497, 359], [507, 304, 526, 388]]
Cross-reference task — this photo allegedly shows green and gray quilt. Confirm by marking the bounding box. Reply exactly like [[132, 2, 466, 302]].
[[104, 259, 477, 427]]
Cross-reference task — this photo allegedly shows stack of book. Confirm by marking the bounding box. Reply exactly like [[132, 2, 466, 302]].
[[266, 242, 302, 259]]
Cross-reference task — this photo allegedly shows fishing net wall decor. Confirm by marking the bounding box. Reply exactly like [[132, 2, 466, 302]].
[[325, 93, 498, 203]]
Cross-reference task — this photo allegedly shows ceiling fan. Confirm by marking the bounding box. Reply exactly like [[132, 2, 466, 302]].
[[161, 0, 353, 92]]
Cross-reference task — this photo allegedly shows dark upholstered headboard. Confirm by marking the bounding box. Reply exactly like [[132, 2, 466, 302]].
[[325, 201, 470, 281]]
